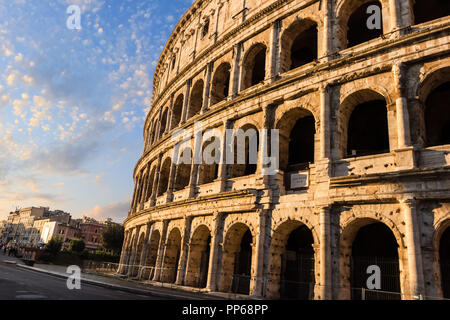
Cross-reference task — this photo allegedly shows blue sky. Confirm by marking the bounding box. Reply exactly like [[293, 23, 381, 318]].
[[0, 0, 193, 222]]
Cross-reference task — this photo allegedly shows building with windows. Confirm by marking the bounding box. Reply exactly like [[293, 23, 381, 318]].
[[80, 216, 107, 251], [118, 0, 450, 300]]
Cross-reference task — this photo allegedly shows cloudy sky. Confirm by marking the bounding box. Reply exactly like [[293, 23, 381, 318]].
[[0, 0, 192, 222]]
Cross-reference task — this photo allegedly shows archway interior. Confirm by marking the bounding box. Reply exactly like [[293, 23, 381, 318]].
[[198, 138, 219, 185], [288, 115, 315, 170], [172, 94, 184, 127], [229, 126, 259, 179], [145, 168, 156, 202], [174, 147, 192, 191], [186, 226, 212, 288], [242, 45, 266, 90], [280, 225, 315, 300], [350, 223, 401, 300], [347, 100, 389, 157], [232, 229, 253, 295], [157, 159, 172, 197], [159, 109, 168, 138], [143, 231, 160, 280], [439, 227, 450, 299], [189, 80, 204, 118], [347, 1, 383, 48], [413, 0, 450, 25], [162, 229, 181, 283], [211, 63, 231, 105], [425, 82, 450, 147], [290, 25, 317, 70]]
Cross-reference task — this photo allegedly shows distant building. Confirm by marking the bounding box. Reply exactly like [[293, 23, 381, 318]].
[[80, 216, 106, 252]]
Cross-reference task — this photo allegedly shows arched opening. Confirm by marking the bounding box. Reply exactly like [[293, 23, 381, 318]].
[[280, 225, 315, 300], [202, 18, 210, 38], [161, 228, 181, 283], [171, 94, 184, 128], [439, 226, 450, 298], [219, 223, 253, 295], [188, 80, 204, 119], [277, 108, 316, 189], [174, 147, 192, 191], [151, 120, 158, 145], [229, 125, 259, 179], [413, 0, 450, 25], [157, 158, 172, 197], [132, 233, 145, 277], [145, 167, 156, 203], [351, 222, 401, 300], [280, 19, 318, 73], [185, 225, 212, 288], [425, 82, 450, 147], [210, 63, 231, 106], [198, 137, 220, 185], [241, 44, 267, 91], [159, 108, 168, 138], [346, 1, 383, 48], [347, 99, 389, 157], [142, 230, 160, 280]]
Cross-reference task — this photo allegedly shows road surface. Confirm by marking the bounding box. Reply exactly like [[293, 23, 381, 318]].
[[0, 261, 166, 300]]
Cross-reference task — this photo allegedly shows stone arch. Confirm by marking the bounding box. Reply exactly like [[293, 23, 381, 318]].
[[229, 123, 259, 179], [188, 79, 204, 119], [150, 119, 158, 145], [433, 218, 450, 299], [412, 0, 450, 25], [157, 157, 172, 197], [174, 145, 192, 191], [141, 229, 161, 280], [131, 232, 146, 277], [210, 62, 231, 106], [185, 225, 212, 288], [160, 227, 182, 283], [145, 166, 156, 203], [339, 216, 406, 300], [159, 108, 169, 139], [276, 107, 318, 175], [415, 67, 450, 147], [171, 94, 184, 128], [219, 222, 255, 294], [267, 220, 316, 300], [241, 43, 267, 91], [336, 0, 388, 50], [280, 18, 319, 74], [337, 88, 391, 158], [198, 134, 220, 185]]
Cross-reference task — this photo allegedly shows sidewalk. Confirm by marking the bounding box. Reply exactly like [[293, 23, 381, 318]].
[[1, 256, 253, 300]]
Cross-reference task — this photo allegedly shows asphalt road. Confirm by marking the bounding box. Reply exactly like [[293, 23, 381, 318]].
[[0, 262, 166, 300]]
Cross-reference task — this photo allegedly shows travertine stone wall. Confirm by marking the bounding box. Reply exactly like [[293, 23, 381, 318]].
[[121, 0, 450, 300]]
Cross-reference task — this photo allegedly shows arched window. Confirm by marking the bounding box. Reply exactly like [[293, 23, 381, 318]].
[[198, 137, 220, 185], [157, 158, 172, 197], [425, 82, 450, 147], [202, 18, 210, 39], [210, 63, 231, 105], [159, 108, 168, 139], [174, 147, 192, 191], [347, 99, 389, 157], [171, 94, 184, 128], [280, 19, 318, 73], [346, 1, 383, 48], [241, 44, 267, 91], [351, 223, 401, 300], [229, 125, 259, 179], [413, 0, 450, 25], [188, 80, 204, 119], [161, 228, 181, 283], [185, 226, 212, 288]]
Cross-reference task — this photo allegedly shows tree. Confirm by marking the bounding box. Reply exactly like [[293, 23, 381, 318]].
[[68, 238, 85, 253], [45, 237, 63, 256], [100, 224, 124, 255]]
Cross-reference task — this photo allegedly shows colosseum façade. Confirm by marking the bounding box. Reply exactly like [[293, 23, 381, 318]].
[[117, 0, 450, 300]]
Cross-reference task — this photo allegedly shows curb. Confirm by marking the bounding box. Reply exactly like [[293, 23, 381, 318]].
[[16, 264, 207, 300]]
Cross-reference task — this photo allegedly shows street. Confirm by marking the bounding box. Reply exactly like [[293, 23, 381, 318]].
[[0, 261, 166, 300]]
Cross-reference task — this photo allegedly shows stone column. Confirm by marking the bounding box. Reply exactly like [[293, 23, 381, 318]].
[[166, 160, 177, 203], [388, 0, 400, 32], [321, 0, 334, 61], [269, 19, 281, 81], [230, 42, 242, 97], [139, 165, 151, 210], [167, 94, 175, 131], [250, 210, 269, 297], [320, 85, 331, 159], [176, 217, 193, 285], [202, 62, 213, 114], [402, 199, 425, 299], [218, 120, 232, 192], [206, 211, 224, 291], [137, 223, 152, 279], [129, 180, 138, 213], [319, 207, 332, 299], [153, 220, 169, 281], [118, 231, 130, 274], [393, 63, 411, 149], [181, 79, 192, 124]]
